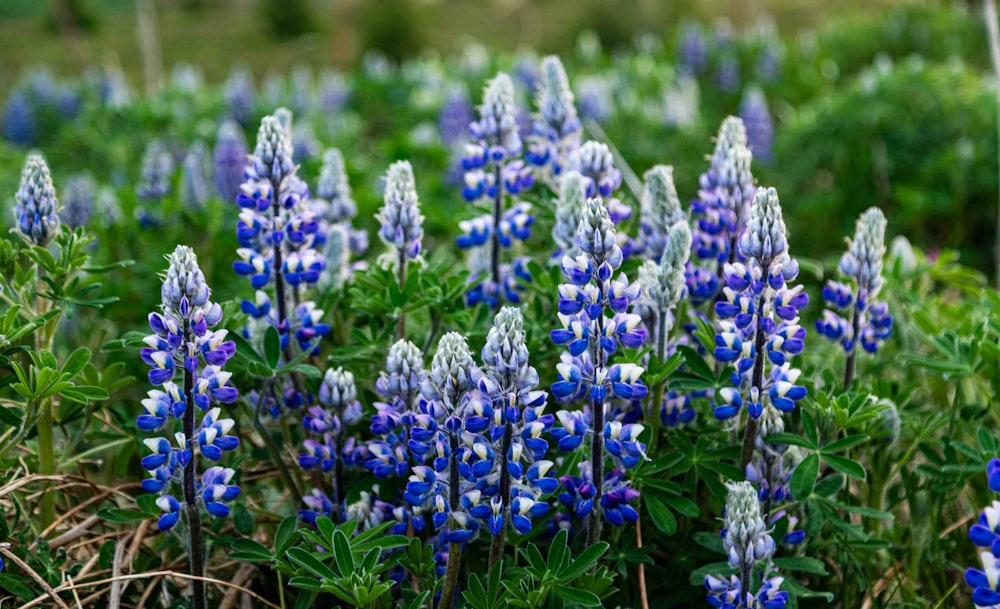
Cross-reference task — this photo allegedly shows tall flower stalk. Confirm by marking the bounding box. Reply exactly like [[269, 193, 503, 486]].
[[551, 198, 648, 547], [406, 332, 481, 609], [14, 153, 62, 528], [815, 207, 893, 387], [478, 307, 551, 566], [712, 187, 808, 470], [233, 109, 327, 504], [689, 117, 755, 305], [461, 73, 533, 308], [637, 220, 691, 445], [138, 245, 239, 609], [375, 160, 424, 339], [526, 55, 582, 192]]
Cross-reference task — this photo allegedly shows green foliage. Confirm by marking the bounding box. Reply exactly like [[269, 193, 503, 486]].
[[775, 60, 997, 272]]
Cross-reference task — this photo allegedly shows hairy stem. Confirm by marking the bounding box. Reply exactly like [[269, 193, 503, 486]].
[[648, 310, 670, 452], [398, 248, 408, 340], [183, 338, 206, 609], [438, 433, 462, 609], [490, 163, 504, 310], [587, 312, 607, 549], [489, 407, 514, 567], [843, 303, 861, 388], [35, 268, 55, 530], [740, 283, 770, 471]]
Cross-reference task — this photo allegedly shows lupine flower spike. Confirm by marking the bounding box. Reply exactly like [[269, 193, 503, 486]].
[[705, 481, 787, 609], [14, 153, 61, 247], [478, 307, 552, 565], [638, 220, 692, 434], [139, 245, 238, 609], [815, 207, 892, 386], [460, 73, 535, 308], [214, 121, 248, 205], [526, 55, 582, 191], [713, 187, 807, 470], [551, 197, 647, 547], [407, 332, 481, 609], [689, 117, 755, 305], [376, 160, 424, 338], [638, 165, 686, 262]]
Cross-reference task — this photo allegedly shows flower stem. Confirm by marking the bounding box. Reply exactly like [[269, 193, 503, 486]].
[[740, 288, 769, 471], [438, 433, 462, 609], [35, 267, 55, 530], [843, 304, 861, 388], [648, 310, 670, 452], [490, 163, 504, 310], [183, 341, 206, 609], [587, 313, 607, 549], [398, 248, 408, 340], [489, 412, 514, 567]]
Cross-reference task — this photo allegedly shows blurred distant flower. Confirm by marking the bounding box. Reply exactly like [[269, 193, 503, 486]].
[[740, 86, 774, 165], [214, 121, 248, 205], [62, 173, 97, 229]]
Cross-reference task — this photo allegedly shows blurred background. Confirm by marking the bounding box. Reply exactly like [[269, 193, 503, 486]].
[[0, 0, 995, 290]]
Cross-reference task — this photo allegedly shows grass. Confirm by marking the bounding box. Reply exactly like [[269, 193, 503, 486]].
[[0, 0, 912, 96]]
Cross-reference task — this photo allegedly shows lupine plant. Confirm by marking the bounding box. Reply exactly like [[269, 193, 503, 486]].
[[816, 207, 893, 386], [551, 197, 648, 547], [459, 73, 535, 308], [138, 245, 239, 609], [0, 36, 990, 609]]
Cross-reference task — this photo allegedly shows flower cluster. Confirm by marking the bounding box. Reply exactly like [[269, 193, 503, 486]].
[[14, 153, 61, 247], [474, 307, 554, 536], [739, 86, 773, 166], [314, 148, 367, 289], [966, 459, 1000, 607], [405, 332, 484, 542], [376, 160, 425, 263], [815, 207, 893, 358], [551, 170, 587, 259], [638, 164, 686, 262], [459, 73, 536, 307], [461, 73, 532, 203], [138, 245, 239, 531], [62, 173, 96, 229], [136, 139, 175, 203], [705, 481, 787, 609], [367, 339, 428, 480], [688, 116, 755, 304], [214, 120, 248, 205], [298, 367, 367, 516], [233, 111, 329, 370], [525, 55, 582, 189], [181, 140, 211, 208], [713, 187, 807, 422], [550, 198, 648, 532], [567, 141, 631, 252]]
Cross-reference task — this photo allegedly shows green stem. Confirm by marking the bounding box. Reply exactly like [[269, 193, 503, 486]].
[[35, 266, 56, 530], [648, 310, 670, 452], [438, 432, 462, 609]]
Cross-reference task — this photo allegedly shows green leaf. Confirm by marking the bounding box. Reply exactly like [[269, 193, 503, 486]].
[[275, 516, 298, 556], [553, 586, 602, 607], [979, 427, 998, 455], [677, 345, 715, 381], [560, 541, 609, 581], [230, 332, 267, 367], [821, 434, 869, 454], [813, 473, 845, 497], [790, 453, 820, 499], [332, 529, 355, 574], [264, 326, 281, 370], [0, 405, 23, 427], [766, 432, 816, 450], [286, 547, 338, 581], [97, 508, 150, 523], [822, 453, 866, 480], [232, 503, 253, 536], [61, 347, 91, 378], [772, 556, 828, 575], [229, 539, 274, 562], [643, 494, 677, 535]]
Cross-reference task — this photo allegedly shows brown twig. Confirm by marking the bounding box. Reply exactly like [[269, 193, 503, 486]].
[[636, 514, 649, 609], [219, 564, 257, 609]]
